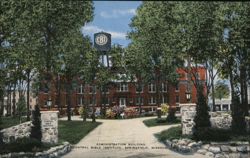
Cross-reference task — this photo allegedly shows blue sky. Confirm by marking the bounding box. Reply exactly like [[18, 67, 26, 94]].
[[82, 1, 142, 47]]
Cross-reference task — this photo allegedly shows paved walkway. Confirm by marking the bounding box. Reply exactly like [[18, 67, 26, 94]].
[[61, 116, 204, 158]]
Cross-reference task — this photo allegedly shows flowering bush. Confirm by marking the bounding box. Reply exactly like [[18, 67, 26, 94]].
[[124, 107, 138, 118], [161, 103, 169, 115], [112, 106, 124, 117], [78, 106, 85, 118], [106, 108, 116, 119]]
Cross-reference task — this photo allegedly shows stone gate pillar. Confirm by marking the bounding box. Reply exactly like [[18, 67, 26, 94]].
[[180, 103, 196, 135], [41, 111, 59, 144]]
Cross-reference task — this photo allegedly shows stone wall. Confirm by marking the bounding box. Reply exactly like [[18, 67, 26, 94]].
[[180, 104, 250, 135], [180, 104, 196, 135], [0, 121, 32, 143], [0, 111, 59, 144], [41, 111, 59, 144]]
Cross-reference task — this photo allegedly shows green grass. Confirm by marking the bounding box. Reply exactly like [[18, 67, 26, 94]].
[[58, 121, 101, 144], [143, 118, 181, 127], [155, 126, 250, 143], [155, 126, 190, 142], [0, 116, 27, 129]]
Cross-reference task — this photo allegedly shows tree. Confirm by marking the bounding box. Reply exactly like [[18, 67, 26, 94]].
[[30, 104, 42, 142], [128, 2, 182, 118], [193, 85, 211, 138], [213, 80, 230, 100]]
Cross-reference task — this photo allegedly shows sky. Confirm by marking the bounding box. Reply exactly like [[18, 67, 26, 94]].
[[82, 1, 142, 47]]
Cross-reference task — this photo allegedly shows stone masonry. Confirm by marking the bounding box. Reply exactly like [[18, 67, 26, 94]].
[[41, 111, 59, 144], [180, 104, 250, 135], [0, 121, 32, 143], [180, 103, 196, 135]]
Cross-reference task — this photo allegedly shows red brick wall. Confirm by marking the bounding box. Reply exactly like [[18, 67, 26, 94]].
[[38, 67, 206, 111]]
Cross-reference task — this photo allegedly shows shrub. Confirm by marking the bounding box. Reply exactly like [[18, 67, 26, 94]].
[[124, 107, 138, 118], [106, 108, 116, 119], [166, 108, 177, 122], [231, 95, 246, 134], [0, 138, 43, 154], [17, 96, 27, 117], [0, 116, 3, 146], [78, 106, 85, 118], [112, 106, 124, 118], [161, 103, 169, 115], [193, 127, 230, 142], [193, 85, 211, 138], [155, 126, 184, 142], [30, 105, 42, 142]]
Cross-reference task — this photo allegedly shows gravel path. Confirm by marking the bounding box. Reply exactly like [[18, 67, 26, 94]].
[[61, 116, 204, 158]]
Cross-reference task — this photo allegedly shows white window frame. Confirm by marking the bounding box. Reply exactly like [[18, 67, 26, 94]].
[[136, 97, 144, 105], [161, 95, 167, 104], [176, 95, 180, 103], [161, 83, 167, 92], [78, 84, 84, 94], [148, 83, 156, 93], [175, 84, 179, 91], [118, 83, 128, 92], [119, 98, 126, 107], [89, 85, 96, 94], [136, 83, 143, 93], [148, 96, 156, 105]]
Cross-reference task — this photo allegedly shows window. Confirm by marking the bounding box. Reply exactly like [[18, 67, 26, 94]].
[[101, 86, 109, 93], [78, 84, 84, 94], [175, 84, 179, 91], [161, 95, 167, 104], [148, 96, 156, 105], [102, 97, 109, 105], [176, 96, 180, 103], [148, 83, 156, 92], [89, 85, 96, 94], [77, 96, 84, 105], [136, 83, 143, 93], [161, 83, 167, 92], [118, 83, 128, 92], [119, 98, 126, 107], [90, 97, 96, 105], [136, 97, 144, 105]]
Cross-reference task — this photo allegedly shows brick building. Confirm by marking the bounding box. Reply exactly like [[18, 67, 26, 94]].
[[38, 67, 206, 114]]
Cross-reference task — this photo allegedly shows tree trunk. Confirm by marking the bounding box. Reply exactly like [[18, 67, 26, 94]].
[[26, 70, 31, 121], [12, 84, 16, 116], [211, 78, 215, 112], [66, 77, 71, 121], [91, 84, 96, 123]]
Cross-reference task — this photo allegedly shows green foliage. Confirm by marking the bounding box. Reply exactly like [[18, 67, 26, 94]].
[[155, 126, 188, 142], [0, 138, 43, 154], [17, 95, 27, 117], [0, 117, 27, 129], [78, 106, 85, 118], [213, 80, 230, 100], [231, 95, 246, 134], [161, 103, 169, 115], [193, 127, 230, 142], [58, 121, 101, 144], [166, 108, 177, 122], [30, 105, 42, 142], [143, 118, 180, 127], [0, 116, 3, 145], [105, 108, 116, 119], [193, 86, 211, 138]]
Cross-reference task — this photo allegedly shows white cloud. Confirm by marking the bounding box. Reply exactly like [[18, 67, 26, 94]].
[[82, 25, 126, 40], [100, 9, 136, 18]]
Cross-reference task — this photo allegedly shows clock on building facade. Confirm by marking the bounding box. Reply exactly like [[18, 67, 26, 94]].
[[94, 32, 111, 52]]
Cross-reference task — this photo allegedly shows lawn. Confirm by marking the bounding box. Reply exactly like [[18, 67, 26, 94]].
[[0, 116, 27, 129], [143, 118, 181, 127], [58, 120, 101, 144], [155, 126, 250, 143]]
